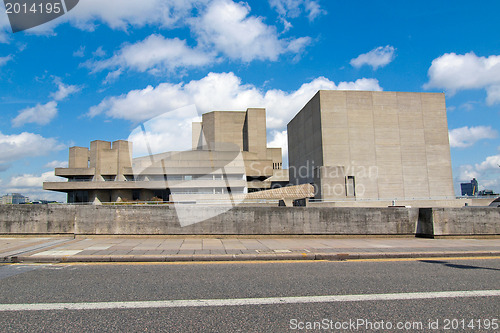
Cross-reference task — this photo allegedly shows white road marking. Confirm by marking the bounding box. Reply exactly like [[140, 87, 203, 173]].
[[0, 290, 498, 312]]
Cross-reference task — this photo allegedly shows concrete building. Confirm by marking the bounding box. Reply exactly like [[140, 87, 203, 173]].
[[44, 108, 287, 203], [461, 178, 478, 196], [1, 193, 29, 205], [288, 90, 455, 201]]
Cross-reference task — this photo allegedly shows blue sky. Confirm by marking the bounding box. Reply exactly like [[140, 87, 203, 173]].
[[0, 0, 499, 201]]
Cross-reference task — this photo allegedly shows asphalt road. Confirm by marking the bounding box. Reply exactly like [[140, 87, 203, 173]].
[[0, 258, 498, 332]]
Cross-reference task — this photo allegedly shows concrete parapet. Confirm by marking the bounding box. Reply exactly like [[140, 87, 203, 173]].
[[0, 205, 498, 237], [430, 207, 500, 237], [0, 205, 76, 234]]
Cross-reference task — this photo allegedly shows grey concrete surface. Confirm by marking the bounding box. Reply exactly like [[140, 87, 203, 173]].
[[288, 91, 454, 201], [1, 205, 499, 236], [1, 236, 499, 263]]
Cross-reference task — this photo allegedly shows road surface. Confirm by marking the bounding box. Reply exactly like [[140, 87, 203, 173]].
[[0, 258, 498, 332]]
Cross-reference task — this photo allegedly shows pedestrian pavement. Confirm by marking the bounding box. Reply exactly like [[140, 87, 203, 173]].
[[0, 236, 499, 263]]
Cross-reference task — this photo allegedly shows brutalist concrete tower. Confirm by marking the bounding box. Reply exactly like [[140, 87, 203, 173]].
[[287, 90, 454, 201]]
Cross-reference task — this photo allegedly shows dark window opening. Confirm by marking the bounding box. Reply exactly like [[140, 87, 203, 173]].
[[345, 176, 355, 197], [68, 191, 89, 203], [132, 190, 141, 201]]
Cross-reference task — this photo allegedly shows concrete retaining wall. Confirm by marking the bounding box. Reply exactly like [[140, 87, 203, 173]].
[[0, 205, 76, 234], [430, 207, 500, 236], [0, 205, 498, 236]]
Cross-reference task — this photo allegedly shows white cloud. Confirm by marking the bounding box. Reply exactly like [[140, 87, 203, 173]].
[[479, 178, 499, 192], [6, 171, 63, 188], [44, 160, 68, 169], [73, 46, 86, 57], [475, 154, 500, 173], [424, 52, 500, 104], [268, 130, 288, 164], [5, 0, 313, 73], [457, 164, 479, 182], [92, 46, 106, 58], [486, 85, 500, 105], [12, 78, 80, 127], [103, 69, 123, 85], [304, 0, 326, 21], [1, 171, 66, 202], [269, 0, 326, 22], [0, 132, 65, 164], [0, 0, 204, 42], [12, 101, 58, 127], [90, 35, 214, 74], [89, 72, 382, 130], [459, 101, 480, 111], [456, 151, 500, 194], [448, 126, 498, 148], [192, 0, 311, 62], [67, 0, 204, 31], [127, 105, 200, 156], [50, 77, 82, 101], [0, 55, 12, 67], [4, 0, 205, 37], [350, 45, 396, 70]]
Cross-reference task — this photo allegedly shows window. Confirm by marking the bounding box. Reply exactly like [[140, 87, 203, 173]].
[[345, 176, 355, 197], [68, 191, 89, 203]]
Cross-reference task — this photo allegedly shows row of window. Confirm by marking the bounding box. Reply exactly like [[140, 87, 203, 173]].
[[67, 174, 245, 182], [273, 163, 282, 170], [68, 174, 244, 182], [141, 174, 245, 181], [171, 187, 245, 195]]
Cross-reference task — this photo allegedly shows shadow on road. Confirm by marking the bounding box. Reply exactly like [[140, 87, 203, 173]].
[[419, 260, 500, 271]]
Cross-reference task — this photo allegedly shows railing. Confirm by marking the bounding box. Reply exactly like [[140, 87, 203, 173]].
[[99, 199, 280, 206], [309, 195, 498, 203]]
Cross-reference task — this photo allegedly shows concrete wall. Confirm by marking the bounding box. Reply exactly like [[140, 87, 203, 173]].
[[428, 207, 500, 237], [0, 205, 76, 234], [308, 198, 496, 208], [288, 91, 455, 201], [288, 92, 323, 186], [0, 205, 498, 237]]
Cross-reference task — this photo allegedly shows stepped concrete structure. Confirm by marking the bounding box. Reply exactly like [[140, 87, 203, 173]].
[[44, 90, 460, 207], [288, 90, 455, 202], [44, 108, 289, 204]]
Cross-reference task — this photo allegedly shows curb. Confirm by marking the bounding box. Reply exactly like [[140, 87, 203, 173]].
[[9, 251, 500, 263]]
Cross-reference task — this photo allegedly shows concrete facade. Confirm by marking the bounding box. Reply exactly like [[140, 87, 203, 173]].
[[44, 108, 286, 203], [288, 91, 455, 201]]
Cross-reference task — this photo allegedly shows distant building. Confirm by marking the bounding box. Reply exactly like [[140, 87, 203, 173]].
[[31, 199, 58, 204], [288, 91, 455, 200], [461, 178, 478, 196], [1, 193, 29, 204], [478, 189, 498, 196]]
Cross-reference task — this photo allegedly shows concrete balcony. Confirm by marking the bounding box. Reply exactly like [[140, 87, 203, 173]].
[[43, 179, 248, 192], [55, 168, 95, 177]]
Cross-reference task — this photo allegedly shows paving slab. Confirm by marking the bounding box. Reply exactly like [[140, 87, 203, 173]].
[[1, 236, 498, 263]]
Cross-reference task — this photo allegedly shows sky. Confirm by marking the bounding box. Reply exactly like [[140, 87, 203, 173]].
[[0, 0, 499, 202]]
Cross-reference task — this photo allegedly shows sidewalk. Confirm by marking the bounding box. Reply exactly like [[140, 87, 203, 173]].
[[1, 236, 499, 263]]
